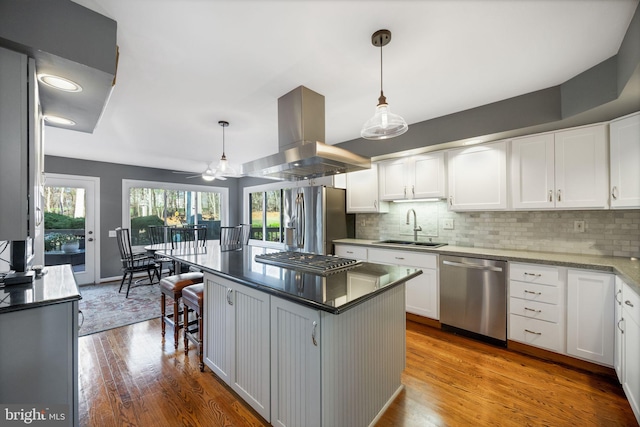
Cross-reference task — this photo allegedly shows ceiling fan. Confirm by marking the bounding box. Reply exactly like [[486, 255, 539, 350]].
[[172, 120, 234, 181]]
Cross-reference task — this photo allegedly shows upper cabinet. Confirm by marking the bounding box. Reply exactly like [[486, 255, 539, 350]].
[[379, 153, 446, 201], [511, 124, 608, 210], [447, 141, 508, 211], [610, 112, 640, 209], [346, 164, 389, 213]]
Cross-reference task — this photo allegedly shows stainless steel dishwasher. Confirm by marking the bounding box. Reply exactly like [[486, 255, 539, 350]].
[[440, 255, 507, 346]]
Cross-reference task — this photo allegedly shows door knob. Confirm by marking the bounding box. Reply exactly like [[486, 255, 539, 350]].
[[88, 238, 94, 242]]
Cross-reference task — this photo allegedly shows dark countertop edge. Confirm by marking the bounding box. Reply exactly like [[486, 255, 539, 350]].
[[334, 239, 640, 295], [0, 294, 81, 315], [176, 258, 423, 314]]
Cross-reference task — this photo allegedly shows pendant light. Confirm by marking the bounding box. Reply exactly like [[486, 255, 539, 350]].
[[361, 29, 408, 140], [215, 120, 235, 176]]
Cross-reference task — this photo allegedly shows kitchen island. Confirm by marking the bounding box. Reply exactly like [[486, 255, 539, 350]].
[[157, 242, 422, 427], [0, 265, 81, 427]]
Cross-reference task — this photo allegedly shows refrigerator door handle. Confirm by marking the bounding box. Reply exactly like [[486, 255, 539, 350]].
[[296, 193, 305, 247]]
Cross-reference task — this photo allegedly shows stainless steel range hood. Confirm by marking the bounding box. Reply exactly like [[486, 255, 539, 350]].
[[241, 86, 370, 180]]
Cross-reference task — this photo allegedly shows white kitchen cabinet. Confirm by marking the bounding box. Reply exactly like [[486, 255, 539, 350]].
[[379, 153, 446, 201], [610, 112, 640, 209], [368, 247, 439, 319], [622, 281, 640, 423], [204, 273, 270, 420], [566, 269, 614, 366], [511, 124, 608, 210], [447, 141, 508, 211], [334, 244, 367, 261], [270, 296, 321, 427], [345, 164, 388, 213], [508, 262, 565, 353], [615, 276, 624, 383]]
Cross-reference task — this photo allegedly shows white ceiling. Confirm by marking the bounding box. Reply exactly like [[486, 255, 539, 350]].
[[46, 0, 638, 176]]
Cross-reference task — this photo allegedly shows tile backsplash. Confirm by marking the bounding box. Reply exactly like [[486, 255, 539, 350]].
[[355, 201, 640, 258]]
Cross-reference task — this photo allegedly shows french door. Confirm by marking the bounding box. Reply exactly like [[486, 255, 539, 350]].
[[44, 174, 99, 285]]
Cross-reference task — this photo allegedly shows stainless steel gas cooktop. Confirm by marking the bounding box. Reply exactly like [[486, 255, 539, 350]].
[[254, 251, 361, 275]]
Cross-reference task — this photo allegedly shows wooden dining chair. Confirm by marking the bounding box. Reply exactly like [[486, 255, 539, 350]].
[[220, 226, 242, 245], [148, 225, 175, 279]]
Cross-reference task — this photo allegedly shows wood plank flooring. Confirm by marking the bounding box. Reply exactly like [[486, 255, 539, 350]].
[[79, 319, 638, 426]]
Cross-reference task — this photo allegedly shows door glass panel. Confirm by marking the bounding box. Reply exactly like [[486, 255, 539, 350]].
[[250, 192, 264, 240], [265, 190, 282, 242], [129, 187, 165, 245], [43, 186, 86, 272], [198, 191, 221, 239]]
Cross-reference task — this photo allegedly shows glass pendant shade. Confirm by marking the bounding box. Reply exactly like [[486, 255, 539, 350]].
[[361, 99, 408, 140]]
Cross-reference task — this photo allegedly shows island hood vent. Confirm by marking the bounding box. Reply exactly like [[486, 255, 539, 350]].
[[241, 86, 370, 180]]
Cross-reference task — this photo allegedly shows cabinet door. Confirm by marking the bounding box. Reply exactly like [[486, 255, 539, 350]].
[[615, 276, 624, 383], [567, 270, 614, 365], [406, 268, 439, 319], [511, 133, 555, 209], [622, 282, 640, 423], [204, 274, 233, 383], [230, 280, 271, 420], [379, 158, 408, 200], [554, 125, 608, 209], [271, 296, 321, 427], [346, 164, 388, 213], [413, 153, 446, 199], [448, 141, 508, 211], [610, 113, 640, 209]]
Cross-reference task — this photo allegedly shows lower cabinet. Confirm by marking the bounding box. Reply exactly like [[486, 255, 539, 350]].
[[566, 269, 614, 366], [270, 297, 321, 427], [204, 274, 270, 420], [615, 277, 624, 383], [368, 248, 439, 319], [621, 279, 640, 423]]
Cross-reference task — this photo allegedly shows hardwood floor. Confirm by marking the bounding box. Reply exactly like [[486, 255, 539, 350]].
[[79, 319, 638, 427]]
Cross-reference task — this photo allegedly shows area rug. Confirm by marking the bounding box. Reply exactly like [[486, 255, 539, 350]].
[[78, 281, 161, 336]]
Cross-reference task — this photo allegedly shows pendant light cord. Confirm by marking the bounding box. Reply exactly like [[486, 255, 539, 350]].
[[380, 43, 383, 96]]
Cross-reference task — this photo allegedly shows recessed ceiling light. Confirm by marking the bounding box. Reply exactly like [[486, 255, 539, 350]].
[[44, 115, 76, 126], [38, 74, 83, 92]]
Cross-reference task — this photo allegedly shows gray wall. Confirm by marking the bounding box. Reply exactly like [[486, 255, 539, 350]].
[[45, 155, 240, 279]]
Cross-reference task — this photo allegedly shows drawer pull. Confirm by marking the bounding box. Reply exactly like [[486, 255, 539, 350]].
[[524, 307, 542, 313], [524, 329, 542, 335], [524, 290, 541, 295], [625, 300, 635, 308], [346, 251, 354, 254], [524, 272, 542, 277], [616, 289, 622, 305], [618, 319, 624, 333], [395, 257, 405, 260]]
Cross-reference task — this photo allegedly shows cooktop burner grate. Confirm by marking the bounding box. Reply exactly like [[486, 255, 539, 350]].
[[254, 251, 361, 275]]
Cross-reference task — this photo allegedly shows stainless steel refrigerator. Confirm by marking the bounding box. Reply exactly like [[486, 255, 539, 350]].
[[282, 186, 353, 255]]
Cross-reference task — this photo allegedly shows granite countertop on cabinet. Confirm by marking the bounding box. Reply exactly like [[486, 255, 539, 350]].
[[154, 243, 422, 314], [334, 238, 640, 294], [0, 264, 81, 314]]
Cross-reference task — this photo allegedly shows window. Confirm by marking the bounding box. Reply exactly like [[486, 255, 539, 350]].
[[249, 189, 282, 243], [124, 180, 227, 246]]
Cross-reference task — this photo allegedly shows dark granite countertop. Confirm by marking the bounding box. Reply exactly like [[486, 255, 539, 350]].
[[153, 243, 421, 314], [0, 264, 81, 314], [334, 238, 640, 296]]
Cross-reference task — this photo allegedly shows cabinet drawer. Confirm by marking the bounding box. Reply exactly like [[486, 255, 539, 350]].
[[335, 245, 367, 261], [510, 297, 560, 323], [510, 263, 560, 286], [368, 248, 437, 269], [623, 282, 640, 325], [509, 314, 563, 353], [510, 281, 560, 305]]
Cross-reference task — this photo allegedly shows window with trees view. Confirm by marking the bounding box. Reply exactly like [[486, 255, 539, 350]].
[[124, 180, 227, 246], [249, 189, 282, 243]]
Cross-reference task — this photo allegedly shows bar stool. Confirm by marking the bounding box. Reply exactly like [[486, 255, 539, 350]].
[[160, 272, 203, 349], [182, 283, 205, 371]]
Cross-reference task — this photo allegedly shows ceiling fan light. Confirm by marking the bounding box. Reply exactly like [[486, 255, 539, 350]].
[[361, 102, 408, 140], [202, 167, 216, 181]]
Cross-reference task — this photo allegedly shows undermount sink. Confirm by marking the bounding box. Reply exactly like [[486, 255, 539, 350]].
[[374, 239, 447, 248]]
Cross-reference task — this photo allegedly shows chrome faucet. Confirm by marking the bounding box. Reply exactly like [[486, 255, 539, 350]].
[[406, 208, 422, 242]]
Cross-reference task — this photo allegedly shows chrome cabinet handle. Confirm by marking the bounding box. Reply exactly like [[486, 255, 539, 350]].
[[524, 272, 542, 277], [449, 196, 453, 206], [395, 256, 405, 260], [616, 289, 622, 305], [412, 185, 415, 196], [618, 318, 624, 333], [612, 186, 618, 200], [548, 190, 553, 202], [524, 307, 542, 313], [524, 290, 541, 295], [374, 200, 377, 209], [404, 187, 407, 197], [346, 250, 354, 254], [312, 321, 318, 346], [557, 189, 562, 202], [625, 300, 634, 308], [442, 260, 503, 272], [226, 288, 233, 305], [524, 329, 542, 335]]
